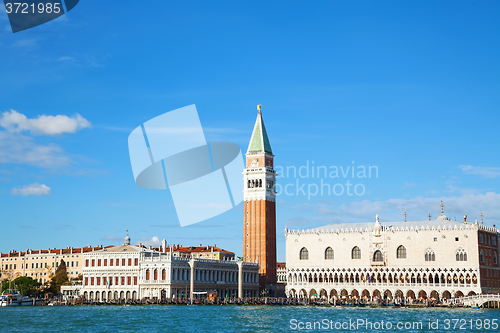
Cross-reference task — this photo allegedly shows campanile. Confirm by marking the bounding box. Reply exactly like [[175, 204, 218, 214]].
[[243, 105, 277, 294]]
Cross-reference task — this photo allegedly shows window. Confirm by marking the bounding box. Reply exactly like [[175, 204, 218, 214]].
[[480, 250, 484, 263], [104, 259, 107, 266], [115, 259, 119, 266], [456, 248, 467, 261], [352, 246, 361, 259], [98, 259, 101, 266], [110, 259, 113, 266], [455, 237, 459, 241], [397, 245, 407, 259], [91, 259, 95, 267], [128, 258, 132, 266], [122, 258, 125, 266], [425, 249, 436, 261], [373, 250, 383, 262], [480, 234, 483, 243], [493, 252, 497, 265], [134, 258, 138, 266], [325, 247, 334, 260], [493, 237, 497, 246], [299, 248, 309, 260]]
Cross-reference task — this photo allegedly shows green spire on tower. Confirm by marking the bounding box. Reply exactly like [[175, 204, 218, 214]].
[[247, 105, 272, 154]]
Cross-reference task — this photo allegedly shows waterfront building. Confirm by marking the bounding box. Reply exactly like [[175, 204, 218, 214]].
[[243, 106, 278, 295], [80, 236, 259, 301], [285, 209, 500, 301], [0, 245, 108, 284], [277, 262, 287, 283]]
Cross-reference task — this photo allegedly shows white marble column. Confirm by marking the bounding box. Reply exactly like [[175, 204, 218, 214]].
[[238, 261, 244, 299], [189, 259, 195, 304]]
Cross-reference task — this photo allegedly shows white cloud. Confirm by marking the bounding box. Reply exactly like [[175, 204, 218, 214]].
[[138, 236, 161, 247], [0, 110, 91, 136], [0, 131, 72, 168], [58, 56, 77, 62], [12, 39, 37, 49], [101, 236, 123, 241], [286, 192, 500, 227], [459, 165, 500, 178], [11, 183, 51, 196]]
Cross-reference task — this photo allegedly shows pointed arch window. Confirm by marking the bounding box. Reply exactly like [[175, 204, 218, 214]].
[[300, 247, 309, 260], [396, 245, 406, 259], [325, 247, 334, 260], [455, 248, 467, 261], [425, 249, 436, 261], [480, 250, 484, 263], [494, 252, 497, 265], [351, 246, 361, 259], [373, 250, 383, 262]]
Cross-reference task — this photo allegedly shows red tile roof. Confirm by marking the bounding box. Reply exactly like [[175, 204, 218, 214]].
[[0, 245, 113, 257]]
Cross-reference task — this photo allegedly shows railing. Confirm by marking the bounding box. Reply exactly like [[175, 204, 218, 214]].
[[288, 281, 479, 288], [140, 255, 259, 267], [459, 294, 500, 301]]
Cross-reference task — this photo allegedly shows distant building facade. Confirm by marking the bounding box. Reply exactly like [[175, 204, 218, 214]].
[[80, 236, 260, 301], [285, 210, 500, 301], [277, 262, 287, 283], [0, 245, 109, 284]]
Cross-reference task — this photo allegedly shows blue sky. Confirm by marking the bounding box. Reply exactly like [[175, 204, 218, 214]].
[[0, 1, 499, 261]]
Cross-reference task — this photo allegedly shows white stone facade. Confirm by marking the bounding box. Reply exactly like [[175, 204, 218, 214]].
[[286, 215, 500, 301], [82, 243, 260, 301], [140, 252, 259, 299]]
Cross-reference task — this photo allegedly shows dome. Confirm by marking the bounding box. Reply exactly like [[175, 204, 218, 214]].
[[437, 214, 448, 221], [124, 234, 131, 245]]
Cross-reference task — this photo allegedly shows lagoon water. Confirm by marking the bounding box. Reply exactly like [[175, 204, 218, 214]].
[[1, 305, 499, 332]]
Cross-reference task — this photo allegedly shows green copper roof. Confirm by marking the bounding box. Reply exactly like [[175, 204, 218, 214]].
[[248, 111, 272, 153]]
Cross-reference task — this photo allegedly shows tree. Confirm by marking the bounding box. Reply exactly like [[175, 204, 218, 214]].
[[0, 279, 12, 293], [72, 273, 83, 282], [0, 277, 41, 295], [13, 276, 41, 296], [50, 259, 69, 293]]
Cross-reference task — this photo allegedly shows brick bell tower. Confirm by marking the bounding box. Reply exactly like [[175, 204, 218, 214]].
[[243, 105, 277, 295]]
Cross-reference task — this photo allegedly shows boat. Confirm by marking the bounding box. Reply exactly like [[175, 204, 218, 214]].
[[0, 292, 43, 306]]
